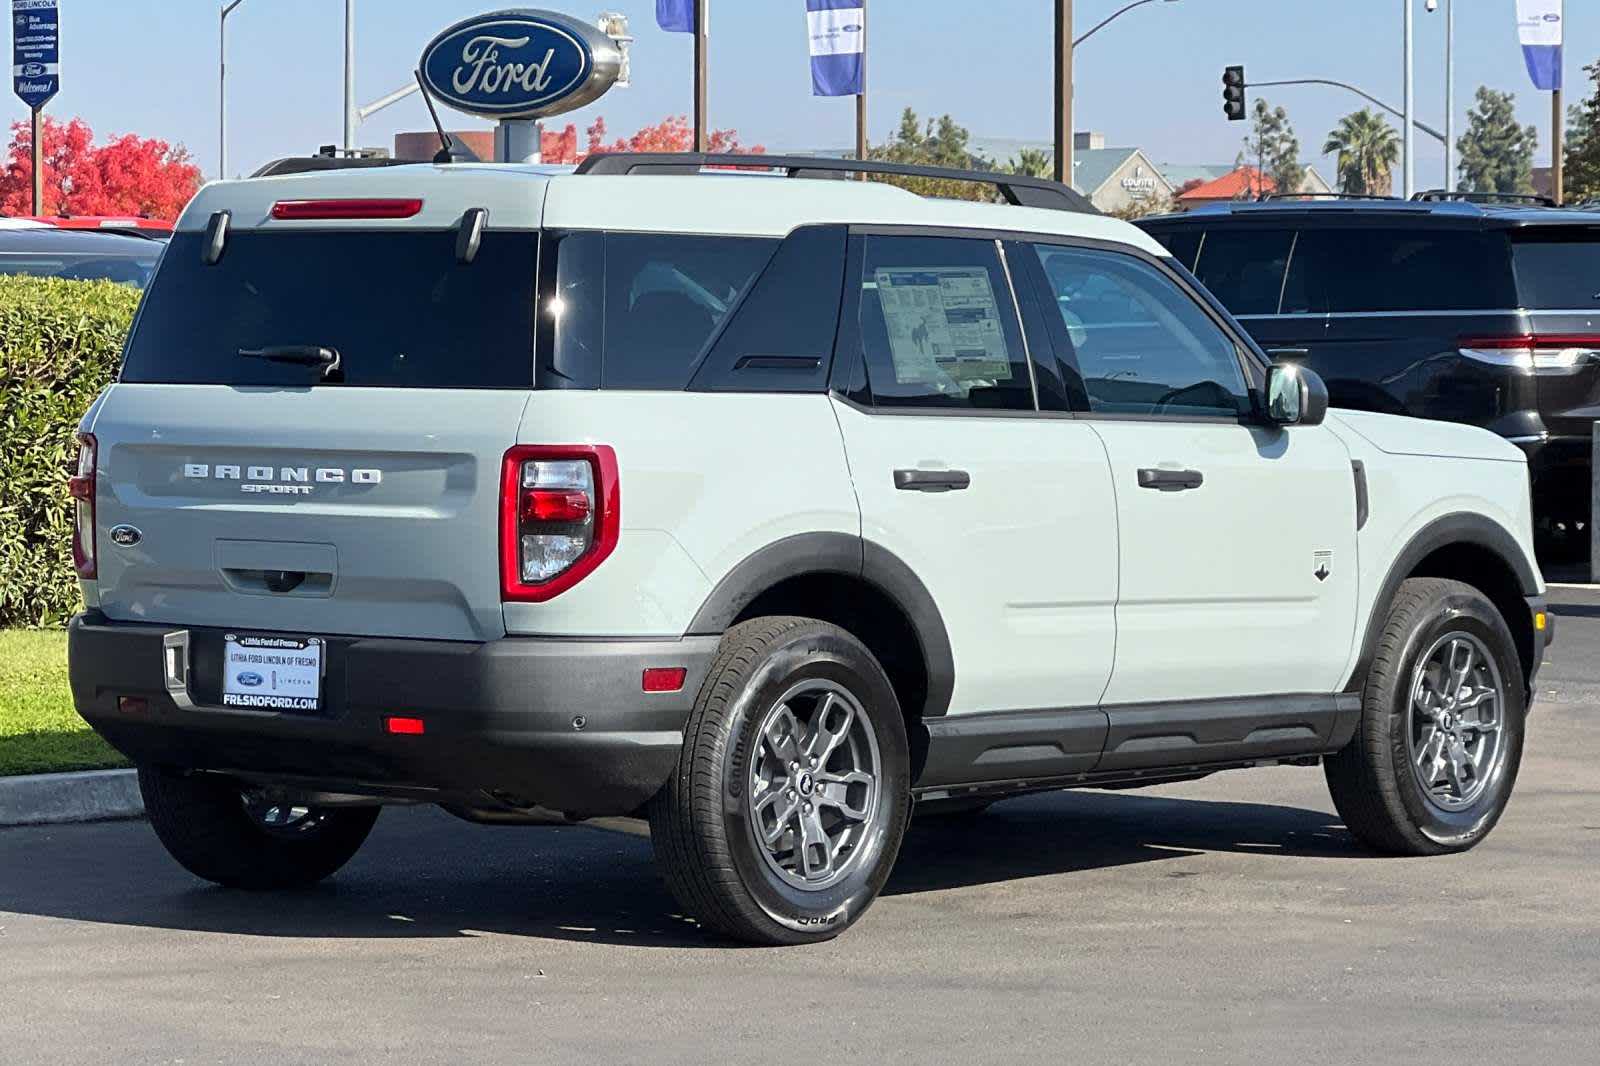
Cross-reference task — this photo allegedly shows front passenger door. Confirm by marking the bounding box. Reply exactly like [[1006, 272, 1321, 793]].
[[1021, 242, 1359, 707]]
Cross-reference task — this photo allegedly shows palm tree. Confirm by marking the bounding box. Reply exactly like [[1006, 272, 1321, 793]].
[[1323, 109, 1401, 195], [1007, 147, 1055, 181]]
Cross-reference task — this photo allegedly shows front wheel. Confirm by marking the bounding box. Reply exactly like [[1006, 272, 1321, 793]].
[[648, 617, 912, 945], [1325, 578, 1525, 855]]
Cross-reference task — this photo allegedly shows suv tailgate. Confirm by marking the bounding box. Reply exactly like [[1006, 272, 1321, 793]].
[[89, 385, 526, 641]]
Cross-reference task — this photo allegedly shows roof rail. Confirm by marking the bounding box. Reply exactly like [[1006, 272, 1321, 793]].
[[1260, 191, 1400, 202], [1411, 189, 1557, 207], [573, 152, 1098, 214], [250, 156, 413, 178]]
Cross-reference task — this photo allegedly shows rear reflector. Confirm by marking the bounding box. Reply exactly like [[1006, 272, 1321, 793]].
[[385, 716, 426, 736], [271, 198, 424, 221], [117, 696, 148, 714], [642, 667, 688, 693]]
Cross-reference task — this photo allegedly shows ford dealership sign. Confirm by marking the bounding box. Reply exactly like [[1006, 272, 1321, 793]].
[[420, 9, 622, 120]]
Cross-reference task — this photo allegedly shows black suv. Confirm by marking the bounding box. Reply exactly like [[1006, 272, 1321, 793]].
[[1139, 198, 1600, 557]]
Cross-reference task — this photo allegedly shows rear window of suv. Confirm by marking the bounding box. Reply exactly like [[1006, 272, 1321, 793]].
[[120, 230, 539, 388], [1511, 229, 1600, 309]]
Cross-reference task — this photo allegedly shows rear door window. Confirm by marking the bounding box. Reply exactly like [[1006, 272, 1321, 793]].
[[121, 230, 538, 388], [1511, 229, 1600, 309], [1284, 227, 1515, 313], [1191, 228, 1295, 315], [1148, 228, 1202, 271], [854, 235, 1035, 411], [540, 232, 777, 389]]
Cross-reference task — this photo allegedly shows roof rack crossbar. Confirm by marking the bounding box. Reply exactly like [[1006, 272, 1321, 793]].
[[573, 152, 1097, 214]]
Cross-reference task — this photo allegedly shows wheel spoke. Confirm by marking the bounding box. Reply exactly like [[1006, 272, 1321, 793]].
[[802, 692, 855, 767], [756, 790, 800, 846], [1445, 639, 1475, 700], [797, 806, 834, 879], [816, 770, 874, 821], [1415, 731, 1446, 786], [763, 704, 803, 767], [1445, 739, 1473, 798]]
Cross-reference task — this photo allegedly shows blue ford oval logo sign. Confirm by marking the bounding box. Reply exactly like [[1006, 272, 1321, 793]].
[[236, 672, 265, 688], [420, 9, 622, 120]]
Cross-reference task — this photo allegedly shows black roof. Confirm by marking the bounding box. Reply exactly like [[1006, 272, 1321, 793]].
[[1140, 197, 1600, 230]]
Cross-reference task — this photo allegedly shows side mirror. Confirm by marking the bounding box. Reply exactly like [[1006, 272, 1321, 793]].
[[1265, 362, 1329, 427]]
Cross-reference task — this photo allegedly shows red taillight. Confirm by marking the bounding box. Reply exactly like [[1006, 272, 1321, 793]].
[[1459, 334, 1600, 373], [500, 445, 620, 603], [385, 716, 426, 736], [69, 432, 97, 579], [642, 667, 687, 693], [270, 198, 424, 221]]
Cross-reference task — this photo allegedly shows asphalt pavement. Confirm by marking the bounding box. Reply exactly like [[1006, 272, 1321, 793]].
[[3, 590, 1598, 1065]]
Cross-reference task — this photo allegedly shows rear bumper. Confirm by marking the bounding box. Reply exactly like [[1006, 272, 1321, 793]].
[[68, 613, 717, 816]]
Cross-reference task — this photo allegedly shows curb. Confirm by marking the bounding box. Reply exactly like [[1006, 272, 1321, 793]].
[[0, 769, 143, 827]]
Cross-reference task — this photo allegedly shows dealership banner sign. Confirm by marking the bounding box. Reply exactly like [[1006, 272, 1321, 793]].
[[11, 0, 59, 110], [807, 0, 865, 98], [1516, 0, 1563, 92]]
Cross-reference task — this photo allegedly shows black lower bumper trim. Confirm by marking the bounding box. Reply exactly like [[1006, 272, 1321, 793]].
[[69, 614, 718, 816]]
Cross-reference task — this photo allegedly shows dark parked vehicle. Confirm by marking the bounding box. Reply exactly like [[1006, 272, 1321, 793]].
[[1139, 198, 1600, 558], [0, 220, 165, 289]]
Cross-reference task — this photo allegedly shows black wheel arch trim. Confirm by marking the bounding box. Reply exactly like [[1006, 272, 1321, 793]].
[[686, 532, 957, 719], [1347, 512, 1540, 694]]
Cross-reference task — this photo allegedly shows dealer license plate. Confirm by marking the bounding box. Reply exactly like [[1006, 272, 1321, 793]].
[[221, 634, 324, 712]]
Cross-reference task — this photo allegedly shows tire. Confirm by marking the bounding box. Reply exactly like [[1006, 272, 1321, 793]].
[[1325, 578, 1525, 856], [138, 766, 380, 889], [647, 616, 912, 945]]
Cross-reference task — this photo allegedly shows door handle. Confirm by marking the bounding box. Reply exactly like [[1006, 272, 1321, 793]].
[[1137, 468, 1204, 492], [894, 469, 971, 493]]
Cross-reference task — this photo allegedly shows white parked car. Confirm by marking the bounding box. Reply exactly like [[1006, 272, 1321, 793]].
[[68, 153, 1551, 945]]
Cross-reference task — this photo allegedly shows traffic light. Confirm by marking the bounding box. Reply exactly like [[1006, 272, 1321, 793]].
[[1223, 65, 1246, 121]]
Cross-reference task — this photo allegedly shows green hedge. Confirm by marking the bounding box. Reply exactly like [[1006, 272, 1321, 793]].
[[0, 276, 139, 628]]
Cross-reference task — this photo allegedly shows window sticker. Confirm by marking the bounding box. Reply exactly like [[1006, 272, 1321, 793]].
[[873, 267, 1013, 389]]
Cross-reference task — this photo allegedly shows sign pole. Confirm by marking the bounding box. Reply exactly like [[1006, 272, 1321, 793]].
[[1553, 87, 1565, 204], [855, 0, 867, 169], [1054, 0, 1072, 186], [693, 0, 708, 151], [30, 105, 41, 215]]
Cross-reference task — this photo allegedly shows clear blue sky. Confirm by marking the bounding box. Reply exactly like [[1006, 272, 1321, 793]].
[[4, 0, 1595, 184]]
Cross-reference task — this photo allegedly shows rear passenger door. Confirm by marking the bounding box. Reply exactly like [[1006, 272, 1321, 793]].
[[830, 232, 1119, 720], [1018, 241, 1359, 708]]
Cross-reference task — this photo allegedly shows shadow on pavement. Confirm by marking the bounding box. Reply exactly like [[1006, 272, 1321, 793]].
[[0, 788, 1360, 950]]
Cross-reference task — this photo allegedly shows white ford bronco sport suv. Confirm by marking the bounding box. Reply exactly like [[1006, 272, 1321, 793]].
[[68, 153, 1552, 945]]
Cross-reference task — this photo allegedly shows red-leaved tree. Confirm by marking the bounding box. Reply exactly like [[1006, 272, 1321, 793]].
[[582, 115, 762, 156], [0, 117, 202, 220]]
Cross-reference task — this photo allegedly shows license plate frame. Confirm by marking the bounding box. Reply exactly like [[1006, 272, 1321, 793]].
[[220, 634, 325, 713]]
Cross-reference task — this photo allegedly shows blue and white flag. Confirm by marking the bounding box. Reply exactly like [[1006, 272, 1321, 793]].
[[657, 0, 695, 34], [807, 0, 865, 97], [1516, 0, 1563, 92]]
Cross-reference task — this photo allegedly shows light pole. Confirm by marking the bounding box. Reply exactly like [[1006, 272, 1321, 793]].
[[344, 0, 357, 153], [1054, 0, 1181, 187], [219, 0, 248, 179], [1427, 0, 1453, 190], [1402, 0, 1415, 198]]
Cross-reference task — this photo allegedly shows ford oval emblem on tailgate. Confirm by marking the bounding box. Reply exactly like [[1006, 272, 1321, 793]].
[[109, 524, 143, 547]]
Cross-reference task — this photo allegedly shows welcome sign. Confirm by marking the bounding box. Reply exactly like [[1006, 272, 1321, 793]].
[[12, 0, 59, 110], [420, 9, 622, 120]]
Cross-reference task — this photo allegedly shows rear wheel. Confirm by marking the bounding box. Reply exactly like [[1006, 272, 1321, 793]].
[[1325, 578, 1524, 855], [138, 766, 380, 889], [648, 617, 911, 945]]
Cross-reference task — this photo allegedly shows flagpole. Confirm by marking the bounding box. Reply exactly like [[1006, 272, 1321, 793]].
[[1553, 0, 1565, 203], [856, 0, 868, 168], [693, 0, 709, 151]]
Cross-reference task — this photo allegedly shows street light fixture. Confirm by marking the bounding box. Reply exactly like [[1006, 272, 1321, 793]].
[[219, 0, 249, 179], [1056, 0, 1181, 187]]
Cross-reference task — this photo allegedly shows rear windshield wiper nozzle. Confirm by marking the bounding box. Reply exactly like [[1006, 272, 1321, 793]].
[[238, 345, 342, 377]]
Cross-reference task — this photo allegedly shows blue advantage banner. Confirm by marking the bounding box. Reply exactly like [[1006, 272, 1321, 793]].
[[12, 0, 59, 110]]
